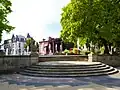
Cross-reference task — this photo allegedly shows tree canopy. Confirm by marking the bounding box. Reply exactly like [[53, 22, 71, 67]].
[[0, 0, 15, 42], [60, 0, 120, 54]]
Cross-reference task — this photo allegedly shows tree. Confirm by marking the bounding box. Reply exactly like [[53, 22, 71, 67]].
[[60, 0, 120, 54], [24, 38, 39, 52], [0, 0, 15, 42], [24, 38, 33, 51]]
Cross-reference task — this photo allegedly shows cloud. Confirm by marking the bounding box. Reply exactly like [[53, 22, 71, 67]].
[[2, 0, 70, 42]]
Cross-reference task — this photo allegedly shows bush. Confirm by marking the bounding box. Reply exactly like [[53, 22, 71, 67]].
[[64, 49, 70, 54], [72, 48, 80, 54], [80, 50, 90, 55], [68, 52, 74, 55], [95, 50, 101, 55], [85, 51, 90, 55]]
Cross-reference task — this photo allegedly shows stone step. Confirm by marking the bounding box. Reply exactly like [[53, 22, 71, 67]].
[[36, 62, 102, 66], [20, 68, 118, 77], [30, 64, 106, 69], [20, 61, 119, 77], [21, 67, 115, 75], [26, 65, 110, 72]]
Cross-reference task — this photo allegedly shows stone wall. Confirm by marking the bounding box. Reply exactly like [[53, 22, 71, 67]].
[[0, 55, 38, 72], [88, 54, 120, 67], [39, 55, 88, 62]]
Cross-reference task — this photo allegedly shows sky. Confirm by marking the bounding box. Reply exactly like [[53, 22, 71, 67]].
[[2, 0, 70, 42]]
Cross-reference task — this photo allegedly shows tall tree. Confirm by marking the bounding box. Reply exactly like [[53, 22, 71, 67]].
[[0, 0, 15, 42], [60, 0, 120, 54], [24, 38, 33, 51]]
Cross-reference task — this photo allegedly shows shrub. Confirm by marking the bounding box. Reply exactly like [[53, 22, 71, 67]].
[[80, 50, 90, 55], [85, 51, 90, 55], [95, 50, 101, 55], [64, 49, 69, 54]]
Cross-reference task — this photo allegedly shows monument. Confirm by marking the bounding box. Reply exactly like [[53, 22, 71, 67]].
[[30, 39, 38, 57]]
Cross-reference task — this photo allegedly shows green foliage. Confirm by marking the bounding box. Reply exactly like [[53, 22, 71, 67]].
[[64, 49, 70, 54], [24, 38, 33, 51], [24, 38, 32, 50], [25, 38, 32, 47], [78, 37, 87, 47], [0, 0, 15, 41], [24, 38, 39, 52], [94, 50, 101, 55], [100, 47, 105, 54], [80, 50, 90, 55], [72, 48, 80, 54], [60, 0, 120, 54]]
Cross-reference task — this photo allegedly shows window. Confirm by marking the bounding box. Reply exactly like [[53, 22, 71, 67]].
[[19, 49, 21, 53], [12, 44, 14, 48], [21, 38, 24, 42], [19, 43, 21, 48], [16, 50, 17, 54]]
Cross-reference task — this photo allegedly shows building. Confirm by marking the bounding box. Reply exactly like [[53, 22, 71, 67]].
[[39, 37, 62, 55], [3, 34, 33, 55], [4, 34, 26, 55], [4, 39, 12, 55], [0, 43, 5, 55], [39, 37, 74, 55]]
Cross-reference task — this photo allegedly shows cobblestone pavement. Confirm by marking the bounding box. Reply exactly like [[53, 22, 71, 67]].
[[0, 68, 120, 90]]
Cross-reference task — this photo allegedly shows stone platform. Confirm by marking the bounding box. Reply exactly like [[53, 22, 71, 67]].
[[19, 61, 119, 77], [0, 61, 119, 90], [38, 61, 101, 65]]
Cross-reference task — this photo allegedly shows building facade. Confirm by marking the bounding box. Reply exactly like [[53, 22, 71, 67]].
[[39, 37, 74, 55], [3, 34, 33, 55], [39, 37, 62, 55], [4, 35, 26, 55]]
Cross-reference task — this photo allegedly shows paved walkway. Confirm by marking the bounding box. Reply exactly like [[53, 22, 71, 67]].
[[0, 72, 120, 90], [0, 68, 120, 90]]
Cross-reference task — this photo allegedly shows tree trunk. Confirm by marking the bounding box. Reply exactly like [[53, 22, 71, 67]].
[[104, 44, 109, 54], [100, 37, 109, 54], [103, 41, 109, 54]]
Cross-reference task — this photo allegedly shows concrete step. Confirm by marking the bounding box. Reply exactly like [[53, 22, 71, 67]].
[[20, 68, 118, 77], [30, 64, 106, 69], [21, 67, 114, 74], [26, 65, 110, 72], [20, 61, 119, 77]]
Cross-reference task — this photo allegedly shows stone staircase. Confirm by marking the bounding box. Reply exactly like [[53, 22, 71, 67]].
[[19, 61, 119, 77]]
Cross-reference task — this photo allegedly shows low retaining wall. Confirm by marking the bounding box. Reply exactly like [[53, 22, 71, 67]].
[[0, 55, 38, 72], [39, 55, 88, 62], [88, 54, 120, 67]]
